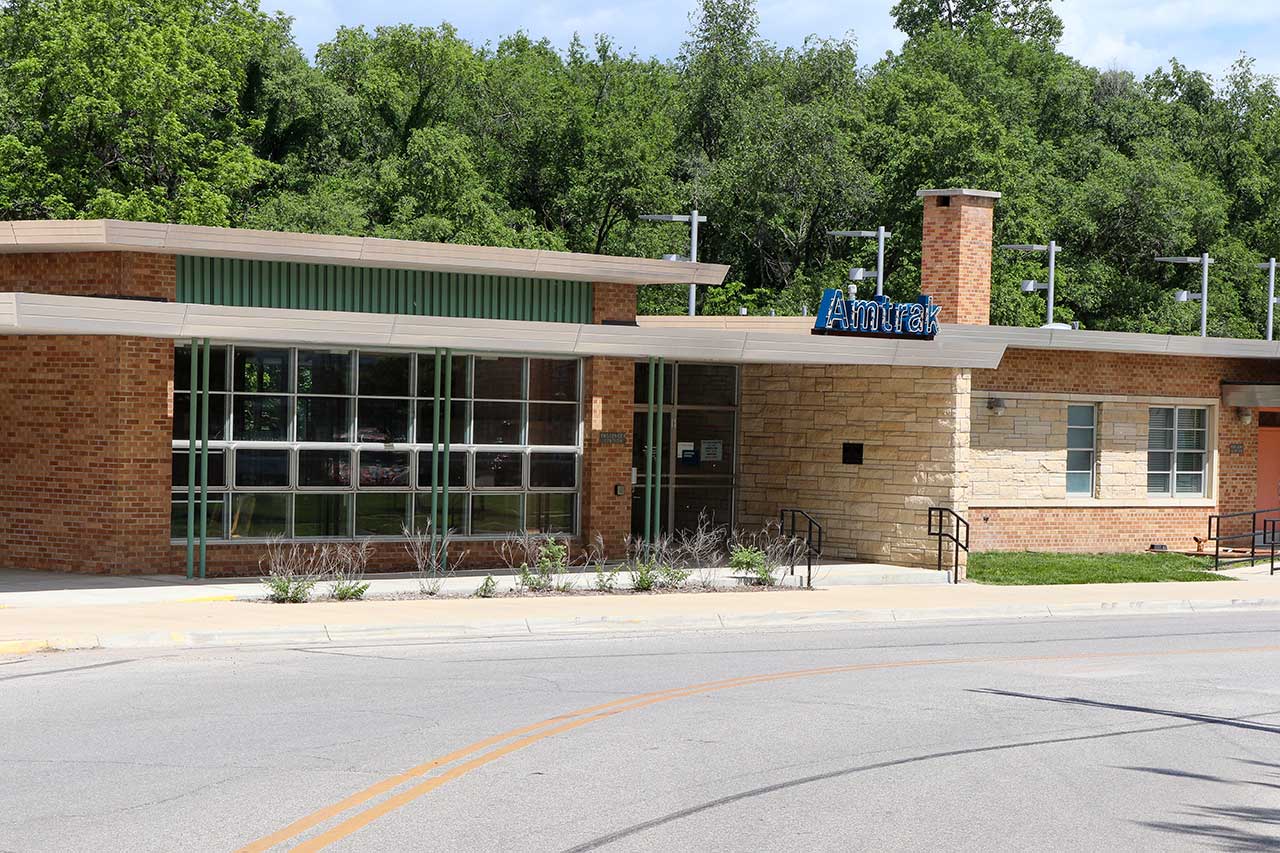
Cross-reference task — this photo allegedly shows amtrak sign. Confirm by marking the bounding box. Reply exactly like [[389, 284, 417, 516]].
[[811, 288, 941, 340]]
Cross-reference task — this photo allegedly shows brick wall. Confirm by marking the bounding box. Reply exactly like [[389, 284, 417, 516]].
[[0, 251, 175, 299], [919, 193, 996, 325], [580, 356, 635, 558], [970, 347, 1279, 553], [736, 363, 969, 571], [592, 282, 637, 324]]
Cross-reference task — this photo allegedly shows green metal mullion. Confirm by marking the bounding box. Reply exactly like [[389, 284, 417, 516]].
[[441, 349, 453, 570], [430, 349, 442, 553], [185, 341, 197, 579], [651, 358, 665, 544], [198, 337, 211, 579], [643, 357, 655, 548]]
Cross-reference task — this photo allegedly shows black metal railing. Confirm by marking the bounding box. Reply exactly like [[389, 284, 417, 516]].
[[1205, 507, 1280, 571], [780, 508, 823, 589], [927, 507, 969, 583]]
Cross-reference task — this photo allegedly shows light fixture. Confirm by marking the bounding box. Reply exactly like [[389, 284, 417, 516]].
[[640, 209, 707, 317], [1156, 254, 1213, 337], [829, 227, 891, 296], [1001, 241, 1061, 326], [1256, 257, 1278, 341], [1239, 408, 1255, 425], [848, 267, 872, 281], [986, 397, 1007, 414]]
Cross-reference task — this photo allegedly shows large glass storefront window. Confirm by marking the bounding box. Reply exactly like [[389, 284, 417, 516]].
[[172, 346, 581, 541], [632, 362, 738, 537]]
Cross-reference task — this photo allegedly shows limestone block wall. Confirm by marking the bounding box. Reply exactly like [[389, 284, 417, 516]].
[[736, 364, 970, 570]]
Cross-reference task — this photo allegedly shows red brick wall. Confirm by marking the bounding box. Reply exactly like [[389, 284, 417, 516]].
[[971, 347, 1280, 553], [919, 194, 995, 325], [580, 356, 635, 559], [0, 252, 176, 573], [592, 282, 637, 324]]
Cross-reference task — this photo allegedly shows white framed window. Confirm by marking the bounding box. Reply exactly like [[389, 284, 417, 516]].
[[1147, 406, 1208, 497], [1066, 404, 1095, 496]]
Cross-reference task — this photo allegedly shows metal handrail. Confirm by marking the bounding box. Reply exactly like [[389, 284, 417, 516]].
[[1205, 506, 1280, 570], [927, 507, 969, 583], [779, 508, 823, 588]]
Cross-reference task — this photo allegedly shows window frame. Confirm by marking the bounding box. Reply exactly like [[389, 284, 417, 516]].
[[1146, 405, 1210, 498], [1065, 404, 1096, 498]]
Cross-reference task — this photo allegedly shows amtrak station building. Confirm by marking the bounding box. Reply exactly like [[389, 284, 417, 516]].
[[3, 187, 1279, 578]]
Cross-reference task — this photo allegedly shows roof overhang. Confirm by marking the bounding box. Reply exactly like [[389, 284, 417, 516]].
[[0, 220, 731, 288], [1222, 383, 1280, 408]]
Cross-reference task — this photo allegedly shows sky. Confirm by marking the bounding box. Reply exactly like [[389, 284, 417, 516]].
[[269, 0, 1280, 78]]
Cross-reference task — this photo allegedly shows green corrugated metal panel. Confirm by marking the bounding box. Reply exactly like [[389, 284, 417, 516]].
[[176, 256, 594, 324]]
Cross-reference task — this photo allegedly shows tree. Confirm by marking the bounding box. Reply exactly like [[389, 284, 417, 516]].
[[891, 0, 1064, 44]]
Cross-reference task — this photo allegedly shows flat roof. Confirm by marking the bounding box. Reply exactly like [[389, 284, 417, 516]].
[[0, 220, 731, 288]]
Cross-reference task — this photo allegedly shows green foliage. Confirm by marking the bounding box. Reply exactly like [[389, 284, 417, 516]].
[[729, 544, 766, 574], [593, 563, 619, 592], [967, 551, 1234, 584], [629, 560, 658, 592], [329, 579, 369, 601], [4, 0, 1280, 339], [474, 574, 498, 598]]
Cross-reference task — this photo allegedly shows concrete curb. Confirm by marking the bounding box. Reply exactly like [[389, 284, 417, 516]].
[[5, 597, 1280, 654]]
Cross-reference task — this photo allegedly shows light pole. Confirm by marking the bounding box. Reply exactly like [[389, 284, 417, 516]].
[[1000, 242, 1061, 326], [1258, 257, 1278, 341], [640, 209, 707, 317], [1156, 253, 1213, 337], [828, 227, 891, 296]]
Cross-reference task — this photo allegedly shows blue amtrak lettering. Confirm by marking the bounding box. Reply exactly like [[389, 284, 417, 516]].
[[812, 289, 940, 340]]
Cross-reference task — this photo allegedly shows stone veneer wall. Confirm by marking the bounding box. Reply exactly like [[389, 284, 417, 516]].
[[736, 363, 970, 571], [970, 347, 1280, 553]]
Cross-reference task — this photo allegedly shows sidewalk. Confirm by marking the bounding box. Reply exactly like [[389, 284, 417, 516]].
[[3, 565, 1280, 655]]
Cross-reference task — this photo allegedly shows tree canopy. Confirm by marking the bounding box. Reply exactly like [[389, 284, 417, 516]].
[[2, 0, 1279, 337]]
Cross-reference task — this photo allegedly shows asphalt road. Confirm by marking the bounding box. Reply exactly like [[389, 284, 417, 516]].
[[3, 613, 1280, 852]]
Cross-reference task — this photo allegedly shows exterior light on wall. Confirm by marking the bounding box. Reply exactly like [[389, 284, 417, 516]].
[[1156, 254, 1213, 337], [641, 209, 708, 317], [986, 397, 1007, 415], [1256, 257, 1278, 341], [828, 227, 891, 296], [1239, 408, 1255, 425], [1000, 241, 1060, 327]]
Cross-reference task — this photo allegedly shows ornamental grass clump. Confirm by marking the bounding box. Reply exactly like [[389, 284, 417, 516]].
[[259, 538, 322, 603]]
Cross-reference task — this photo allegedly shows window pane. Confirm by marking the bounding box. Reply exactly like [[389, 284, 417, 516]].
[[297, 351, 351, 395], [525, 493, 575, 534], [294, 494, 352, 538], [1147, 472, 1171, 495], [1176, 473, 1204, 495], [676, 364, 736, 407], [298, 397, 351, 442], [1066, 450, 1093, 472], [1148, 451, 1172, 472], [473, 401, 522, 444], [471, 494, 522, 534], [1148, 430, 1174, 451], [234, 396, 288, 441], [173, 393, 228, 441], [357, 398, 410, 443], [416, 450, 467, 489], [1066, 404, 1095, 427], [229, 493, 288, 538], [472, 357, 522, 399], [172, 449, 227, 489], [1176, 451, 1204, 472], [1066, 472, 1092, 495], [530, 453, 576, 488], [359, 451, 411, 487], [358, 353, 411, 397], [170, 497, 226, 540], [634, 361, 674, 404], [1066, 427, 1094, 450], [298, 450, 352, 488], [413, 492, 467, 536], [235, 449, 290, 488], [673, 486, 733, 533], [175, 346, 228, 392], [234, 348, 290, 393], [674, 409, 735, 476], [528, 359, 578, 402], [1148, 407, 1175, 432], [415, 400, 467, 444], [355, 493, 409, 536], [528, 403, 577, 446], [1177, 429, 1206, 451], [1177, 408, 1206, 431], [417, 353, 469, 398], [474, 451, 522, 488]]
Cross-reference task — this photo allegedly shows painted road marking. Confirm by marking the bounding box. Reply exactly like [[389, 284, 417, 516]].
[[238, 642, 1280, 852]]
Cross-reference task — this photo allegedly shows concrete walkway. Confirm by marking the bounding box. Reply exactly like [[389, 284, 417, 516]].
[[2, 562, 1279, 655]]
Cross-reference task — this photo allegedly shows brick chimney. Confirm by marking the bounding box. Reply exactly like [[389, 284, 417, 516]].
[[917, 188, 1000, 325]]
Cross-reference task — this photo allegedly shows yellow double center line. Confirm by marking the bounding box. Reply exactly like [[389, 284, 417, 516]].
[[238, 643, 1280, 852]]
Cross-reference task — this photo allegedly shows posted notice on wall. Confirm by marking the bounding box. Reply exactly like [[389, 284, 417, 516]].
[[701, 439, 723, 462]]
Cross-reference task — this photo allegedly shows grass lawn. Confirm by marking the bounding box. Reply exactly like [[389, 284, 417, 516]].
[[967, 551, 1235, 585]]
